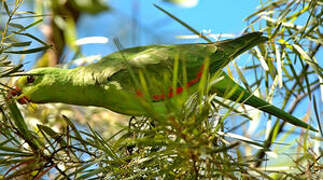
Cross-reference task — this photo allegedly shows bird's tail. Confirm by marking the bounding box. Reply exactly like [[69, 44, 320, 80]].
[[212, 72, 317, 132]]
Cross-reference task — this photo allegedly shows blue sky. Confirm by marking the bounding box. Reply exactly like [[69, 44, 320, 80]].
[[77, 0, 261, 56], [110, 0, 260, 32]]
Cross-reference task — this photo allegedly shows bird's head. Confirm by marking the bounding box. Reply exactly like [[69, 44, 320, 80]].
[[10, 67, 67, 104]]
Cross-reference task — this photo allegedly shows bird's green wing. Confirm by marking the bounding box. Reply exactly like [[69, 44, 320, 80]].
[[82, 32, 267, 94]]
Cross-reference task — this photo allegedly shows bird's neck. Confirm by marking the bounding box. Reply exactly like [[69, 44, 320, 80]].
[[35, 67, 140, 114], [49, 68, 105, 105]]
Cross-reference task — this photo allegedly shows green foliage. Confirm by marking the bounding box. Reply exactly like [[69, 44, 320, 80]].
[[245, 0, 322, 168], [0, 0, 321, 179]]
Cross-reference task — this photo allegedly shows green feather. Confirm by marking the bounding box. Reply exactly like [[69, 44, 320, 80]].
[[14, 32, 317, 131]]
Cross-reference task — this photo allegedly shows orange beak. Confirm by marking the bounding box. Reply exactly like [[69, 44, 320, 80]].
[[9, 86, 30, 104]]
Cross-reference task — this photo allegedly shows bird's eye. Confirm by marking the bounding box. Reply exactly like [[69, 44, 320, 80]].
[[26, 75, 35, 83]]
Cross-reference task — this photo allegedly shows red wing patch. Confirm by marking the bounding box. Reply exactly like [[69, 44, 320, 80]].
[[136, 65, 205, 101]]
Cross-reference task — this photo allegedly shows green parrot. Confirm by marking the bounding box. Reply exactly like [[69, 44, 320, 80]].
[[11, 32, 316, 131]]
